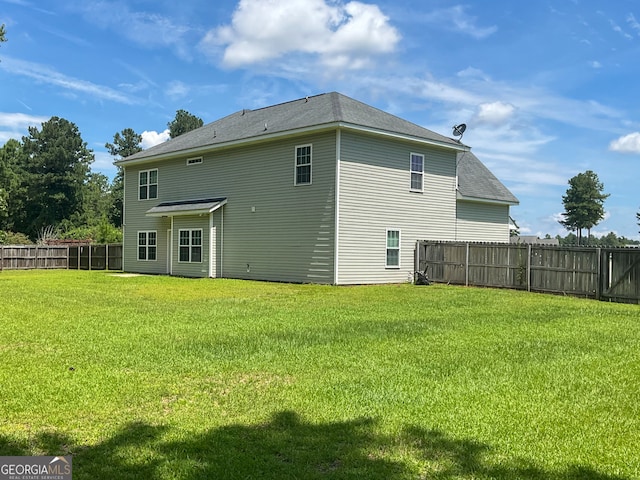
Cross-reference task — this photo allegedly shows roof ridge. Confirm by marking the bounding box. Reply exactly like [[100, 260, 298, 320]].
[[245, 93, 328, 113]]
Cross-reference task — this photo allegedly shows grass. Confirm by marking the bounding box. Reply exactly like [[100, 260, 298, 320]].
[[0, 270, 638, 479]]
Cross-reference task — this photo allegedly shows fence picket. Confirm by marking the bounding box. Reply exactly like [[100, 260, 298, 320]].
[[417, 241, 640, 305], [0, 244, 122, 271]]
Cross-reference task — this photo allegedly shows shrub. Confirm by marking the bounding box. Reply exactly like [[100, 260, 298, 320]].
[[0, 230, 33, 245]]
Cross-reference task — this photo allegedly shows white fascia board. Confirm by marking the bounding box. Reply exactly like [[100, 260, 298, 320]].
[[456, 192, 519, 206]]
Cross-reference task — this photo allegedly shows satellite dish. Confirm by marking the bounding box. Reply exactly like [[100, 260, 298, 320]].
[[452, 124, 466, 140]]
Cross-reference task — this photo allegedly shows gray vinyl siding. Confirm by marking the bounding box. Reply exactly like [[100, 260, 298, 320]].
[[337, 131, 457, 284], [122, 132, 336, 283], [122, 168, 170, 274], [455, 201, 511, 242]]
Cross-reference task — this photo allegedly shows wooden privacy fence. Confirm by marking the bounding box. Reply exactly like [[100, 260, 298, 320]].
[[0, 244, 122, 271], [416, 241, 640, 304]]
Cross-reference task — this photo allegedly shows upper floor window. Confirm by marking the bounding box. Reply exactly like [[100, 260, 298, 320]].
[[410, 153, 424, 192], [295, 145, 312, 185], [179, 229, 202, 263], [139, 169, 158, 200], [138, 231, 157, 261]]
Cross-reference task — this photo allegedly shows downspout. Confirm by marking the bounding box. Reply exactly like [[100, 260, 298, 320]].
[[334, 129, 341, 285], [209, 212, 214, 278], [170, 216, 174, 275], [122, 167, 126, 272]]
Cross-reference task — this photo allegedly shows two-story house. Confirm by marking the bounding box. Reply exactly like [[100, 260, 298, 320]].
[[116, 92, 518, 284]]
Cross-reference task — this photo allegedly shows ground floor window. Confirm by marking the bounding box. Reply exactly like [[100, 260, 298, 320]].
[[138, 231, 157, 261], [179, 229, 202, 263], [386, 229, 400, 268]]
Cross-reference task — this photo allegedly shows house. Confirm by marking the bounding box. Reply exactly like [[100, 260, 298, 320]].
[[116, 92, 518, 284], [511, 235, 560, 245]]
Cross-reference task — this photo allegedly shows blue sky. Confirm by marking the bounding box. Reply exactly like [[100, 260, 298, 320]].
[[1, 0, 639, 239]]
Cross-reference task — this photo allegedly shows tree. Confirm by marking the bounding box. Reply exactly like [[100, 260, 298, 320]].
[[0, 139, 27, 232], [637, 210, 640, 235], [105, 128, 142, 159], [167, 109, 203, 138], [509, 216, 519, 237], [20, 117, 94, 237], [105, 128, 142, 227], [0, 23, 6, 62], [558, 170, 609, 245]]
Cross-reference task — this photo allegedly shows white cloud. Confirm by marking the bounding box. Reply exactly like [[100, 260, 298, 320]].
[[609, 19, 633, 40], [423, 5, 497, 39], [76, 2, 192, 59], [0, 56, 135, 104], [473, 101, 516, 126], [202, 0, 400, 69], [589, 60, 602, 69], [0, 112, 49, 144], [628, 13, 640, 35], [92, 151, 118, 178], [141, 129, 170, 149], [166, 81, 190, 100], [609, 132, 640, 153]]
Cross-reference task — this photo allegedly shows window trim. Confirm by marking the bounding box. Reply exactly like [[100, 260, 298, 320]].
[[137, 230, 157, 261], [385, 228, 401, 269], [178, 228, 203, 264], [410, 153, 424, 193], [294, 144, 312, 186], [186, 156, 203, 166], [139, 168, 158, 200]]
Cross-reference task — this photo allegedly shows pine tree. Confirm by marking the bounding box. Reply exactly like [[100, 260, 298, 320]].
[[559, 170, 609, 245]]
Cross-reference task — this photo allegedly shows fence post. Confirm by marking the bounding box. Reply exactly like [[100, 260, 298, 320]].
[[0, 245, 3, 272], [414, 241, 420, 283], [465, 243, 470, 286], [595, 248, 601, 301], [527, 244, 532, 292], [106, 243, 110, 271]]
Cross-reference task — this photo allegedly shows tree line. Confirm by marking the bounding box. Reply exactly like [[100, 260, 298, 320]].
[[0, 110, 203, 245], [511, 169, 640, 246]]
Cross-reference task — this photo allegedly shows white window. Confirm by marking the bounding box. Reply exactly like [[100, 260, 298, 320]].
[[138, 231, 157, 261], [410, 153, 424, 192], [386, 229, 400, 268], [186, 157, 203, 166], [139, 169, 158, 200], [295, 145, 312, 185], [179, 229, 202, 263]]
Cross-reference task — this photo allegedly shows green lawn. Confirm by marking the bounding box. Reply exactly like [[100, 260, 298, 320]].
[[0, 270, 638, 479]]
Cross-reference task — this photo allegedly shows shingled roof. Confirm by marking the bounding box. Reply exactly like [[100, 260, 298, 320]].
[[457, 151, 519, 205], [119, 92, 464, 164]]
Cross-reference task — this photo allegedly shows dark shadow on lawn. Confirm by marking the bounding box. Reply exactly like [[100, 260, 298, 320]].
[[0, 412, 631, 480]]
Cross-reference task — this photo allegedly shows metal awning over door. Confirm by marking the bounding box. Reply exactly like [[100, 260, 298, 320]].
[[146, 197, 227, 217]]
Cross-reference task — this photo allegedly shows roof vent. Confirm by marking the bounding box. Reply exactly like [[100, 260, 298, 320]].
[[264, 122, 268, 131]]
